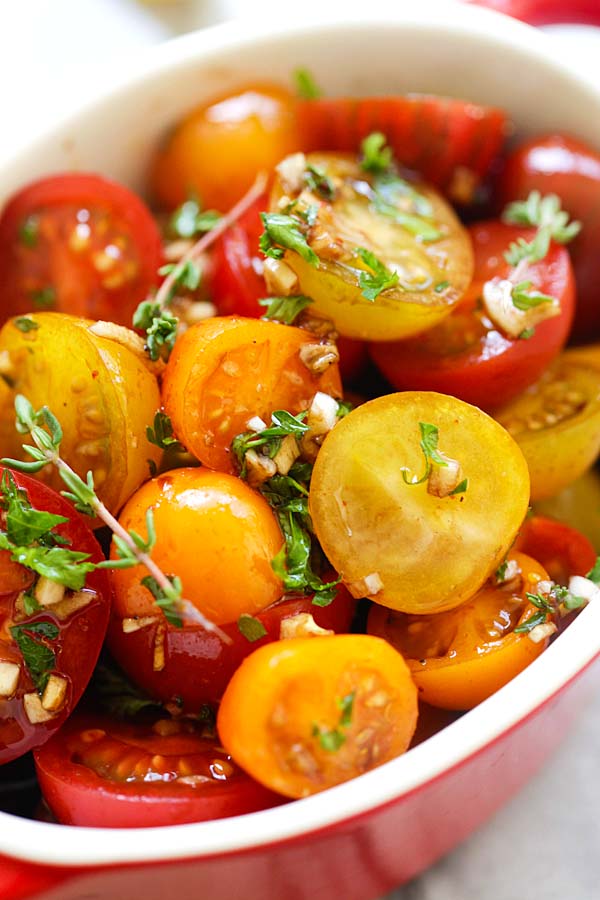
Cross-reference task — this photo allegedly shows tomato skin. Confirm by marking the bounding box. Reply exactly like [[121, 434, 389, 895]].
[[298, 95, 507, 200], [210, 194, 268, 318], [34, 713, 282, 827], [0, 469, 110, 765], [466, 0, 600, 25], [497, 134, 600, 341], [108, 585, 355, 710], [370, 222, 575, 411], [0, 173, 162, 328], [368, 551, 550, 710], [152, 84, 300, 212], [515, 515, 596, 584]]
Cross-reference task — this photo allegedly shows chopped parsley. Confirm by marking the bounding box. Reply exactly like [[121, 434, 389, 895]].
[[294, 68, 322, 100], [587, 556, 600, 584], [133, 301, 178, 363], [146, 411, 184, 451], [10, 621, 59, 694], [259, 212, 319, 267], [232, 410, 309, 475], [360, 132, 393, 174], [502, 191, 580, 267], [435, 280, 451, 293], [237, 614, 268, 642], [14, 318, 39, 333], [355, 247, 399, 300], [304, 164, 335, 200], [258, 294, 313, 325], [312, 690, 356, 752], [169, 198, 221, 239], [401, 422, 448, 486], [449, 478, 468, 496], [511, 280, 555, 311]]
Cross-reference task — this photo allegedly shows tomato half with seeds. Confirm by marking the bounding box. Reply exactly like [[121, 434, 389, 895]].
[[269, 152, 474, 341], [515, 515, 596, 585], [162, 317, 342, 473], [368, 551, 550, 710], [0, 468, 110, 765], [0, 313, 161, 514], [34, 712, 282, 827], [108, 579, 356, 709], [218, 635, 418, 799], [310, 391, 530, 614], [497, 133, 600, 341], [297, 95, 507, 202], [0, 173, 162, 328], [152, 84, 300, 212], [369, 221, 575, 410], [494, 349, 600, 501]]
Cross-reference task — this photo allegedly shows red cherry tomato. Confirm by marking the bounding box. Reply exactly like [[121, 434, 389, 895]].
[[369, 221, 575, 410], [0, 174, 162, 327], [497, 134, 600, 341], [210, 194, 267, 318], [297, 95, 508, 202], [465, 0, 600, 25], [107, 584, 356, 709], [34, 712, 282, 827], [0, 468, 110, 765], [515, 515, 597, 585]]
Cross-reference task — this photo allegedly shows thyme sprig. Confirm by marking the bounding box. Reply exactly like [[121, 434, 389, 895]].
[[1, 396, 228, 639]]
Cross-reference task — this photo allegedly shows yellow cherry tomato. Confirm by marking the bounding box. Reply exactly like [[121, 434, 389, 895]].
[[309, 391, 530, 614], [268, 152, 473, 340], [0, 313, 161, 513]]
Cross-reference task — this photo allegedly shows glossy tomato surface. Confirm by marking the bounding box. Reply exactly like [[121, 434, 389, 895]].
[[0, 469, 110, 765], [515, 515, 597, 584], [34, 712, 282, 828], [0, 174, 162, 327], [370, 222, 575, 410]]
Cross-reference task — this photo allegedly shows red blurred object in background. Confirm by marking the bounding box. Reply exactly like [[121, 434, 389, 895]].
[[466, 0, 600, 26]]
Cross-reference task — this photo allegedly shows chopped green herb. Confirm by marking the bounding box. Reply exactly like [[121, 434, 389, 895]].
[[337, 691, 355, 727], [336, 399, 354, 419], [511, 280, 555, 311], [449, 478, 468, 496], [495, 560, 509, 582], [10, 621, 59, 693], [237, 614, 268, 642], [587, 556, 600, 585], [30, 287, 56, 309], [146, 411, 184, 451], [133, 301, 179, 363], [22, 591, 41, 616], [0, 535, 96, 591], [14, 318, 39, 333], [158, 259, 202, 295], [19, 216, 39, 248], [312, 723, 346, 752], [232, 410, 309, 474], [360, 132, 392, 175], [304, 164, 335, 200], [258, 294, 313, 325], [294, 68, 321, 100], [435, 280, 451, 293], [259, 213, 319, 267], [355, 247, 399, 301], [141, 574, 183, 628], [402, 422, 448, 486], [1, 471, 68, 546], [169, 199, 221, 239], [519, 327, 536, 340]]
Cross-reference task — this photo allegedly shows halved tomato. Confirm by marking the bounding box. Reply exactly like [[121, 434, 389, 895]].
[[515, 515, 596, 584], [0, 173, 162, 327]]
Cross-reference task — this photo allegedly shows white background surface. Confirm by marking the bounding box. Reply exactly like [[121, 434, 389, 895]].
[[1, 2, 600, 898]]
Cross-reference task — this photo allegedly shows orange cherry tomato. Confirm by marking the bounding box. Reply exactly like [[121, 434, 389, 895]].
[[110, 467, 284, 628], [162, 317, 342, 474], [368, 551, 550, 710], [217, 635, 418, 799], [151, 84, 301, 211]]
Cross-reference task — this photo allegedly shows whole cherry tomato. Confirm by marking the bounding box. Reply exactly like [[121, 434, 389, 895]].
[[34, 712, 282, 827], [152, 84, 301, 211], [515, 515, 596, 584], [497, 134, 600, 341], [218, 634, 418, 798], [370, 221, 575, 410], [368, 551, 550, 710], [0, 468, 110, 764], [0, 174, 162, 328]]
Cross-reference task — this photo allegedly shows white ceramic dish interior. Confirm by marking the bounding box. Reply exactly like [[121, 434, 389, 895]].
[[1, 0, 600, 869]]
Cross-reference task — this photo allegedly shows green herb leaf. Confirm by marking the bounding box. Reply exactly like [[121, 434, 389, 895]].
[[519, 327, 536, 340], [355, 247, 399, 301], [10, 621, 59, 693], [158, 259, 202, 294], [294, 68, 321, 100], [19, 216, 39, 248], [0, 535, 95, 590], [337, 691, 355, 727], [169, 199, 221, 239], [514, 609, 548, 634], [336, 399, 353, 419], [22, 591, 41, 616], [146, 411, 184, 451], [449, 478, 468, 496], [312, 724, 346, 752], [435, 280, 451, 293], [511, 280, 556, 311], [141, 575, 183, 628], [258, 294, 313, 324], [30, 287, 56, 309], [304, 164, 335, 200], [402, 422, 448, 486], [237, 614, 268, 642], [133, 301, 179, 363], [502, 191, 581, 244], [495, 560, 508, 582], [360, 132, 392, 174], [587, 557, 600, 585], [259, 213, 319, 267], [14, 318, 39, 333]]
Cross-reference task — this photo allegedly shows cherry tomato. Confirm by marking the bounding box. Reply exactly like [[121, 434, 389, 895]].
[[0, 313, 161, 514], [368, 551, 550, 710], [0, 174, 162, 328], [494, 349, 600, 501], [34, 712, 282, 827], [162, 317, 342, 474], [466, 0, 600, 25], [515, 515, 596, 585], [269, 152, 474, 341], [497, 134, 600, 341], [109, 467, 283, 633], [535, 469, 600, 552], [108, 583, 355, 709], [310, 391, 530, 614], [0, 468, 110, 764], [297, 95, 507, 202], [210, 194, 268, 318], [218, 635, 418, 798], [369, 221, 575, 410], [152, 84, 300, 212]]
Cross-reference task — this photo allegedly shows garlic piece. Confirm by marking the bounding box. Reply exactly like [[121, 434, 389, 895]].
[[245, 450, 277, 488], [276, 152, 307, 194], [122, 616, 158, 634], [272, 434, 300, 476], [347, 572, 384, 599], [246, 415, 268, 433], [280, 613, 334, 640], [307, 392, 339, 437], [482, 277, 560, 339], [568, 575, 600, 604], [0, 662, 20, 698], [263, 258, 299, 296], [299, 341, 340, 376], [23, 692, 56, 724], [427, 453, 463, 499], [34, 577, 66, 608], [528, 622, 558, 644], [41, 674, 68, 712]]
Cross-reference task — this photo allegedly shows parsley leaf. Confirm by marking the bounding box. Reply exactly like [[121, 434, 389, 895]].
[[14, 318, 39, 333], [511, 280, 555, 311], [259, 213, 319, 267], [258, 295, 313, 325], [0, 536, 96, 591], [146, 411, 184, 451], [169, 199, 221, 239], [237, 614, 268, 642], [10, 621, 59, 693], [294, 68, 321, 100], [337, 691, 355, 727], [449, 478, 469, 496], [232, 410, 309, 473], [355, 247, 399, 301], [312, 724, 346, 752], [360, 132, 392, 174], [402, 422, 448, 486], [304, 164, 335, 200], [1, 470, 68, 545]]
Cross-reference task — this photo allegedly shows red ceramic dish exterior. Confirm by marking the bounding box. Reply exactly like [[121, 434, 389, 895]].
[[0, 652, 597, 900]]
